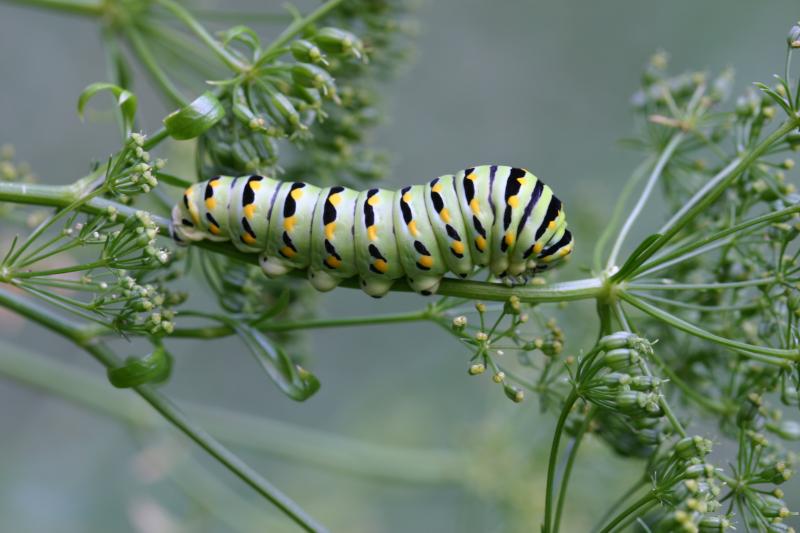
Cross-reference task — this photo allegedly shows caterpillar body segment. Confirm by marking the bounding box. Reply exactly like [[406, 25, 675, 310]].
[[171, 165, 574, 297]]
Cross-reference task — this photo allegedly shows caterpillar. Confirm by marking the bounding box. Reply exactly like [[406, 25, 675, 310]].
[[171, 165, 574, 297]]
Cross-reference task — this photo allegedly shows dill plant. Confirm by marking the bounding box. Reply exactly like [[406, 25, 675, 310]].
[[0, 1, 800, 531]]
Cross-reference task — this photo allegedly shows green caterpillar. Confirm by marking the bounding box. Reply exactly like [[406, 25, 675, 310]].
[[171, 165, 574, 297]]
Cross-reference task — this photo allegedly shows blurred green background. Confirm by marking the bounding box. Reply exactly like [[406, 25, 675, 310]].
[[1, 1, 799, 531]]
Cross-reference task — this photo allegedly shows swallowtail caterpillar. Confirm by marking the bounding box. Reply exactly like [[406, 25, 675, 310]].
[[171, 165, 574, 297]]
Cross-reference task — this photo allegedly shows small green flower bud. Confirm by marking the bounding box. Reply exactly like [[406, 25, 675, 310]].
[[766, 523, 795, 533], [492, 371, 505, 383], [468, 363, 485, 375], [475, 302, 486, 313], [601, 372, 631, 387], [269, 91, 303, 129], [451, 315, 467, 331], [504, 295, 521, 315], [761, 462, 793, 484], [475, 331, 488, 342], [504, 384, 524, 403]]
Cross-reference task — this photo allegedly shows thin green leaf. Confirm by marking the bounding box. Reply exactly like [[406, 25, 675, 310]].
[[233, 323, 320, 401], [155, 171, 193, 189], [754, 82, 794, 116], [163, 91, 225, 140], [77, 82, 137, 136], [611, 233, 662, 282], [220, 25, 261, 54]]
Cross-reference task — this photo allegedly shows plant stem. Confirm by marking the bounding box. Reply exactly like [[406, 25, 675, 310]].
[[2, 0, 101, 17], [619, 291, 799, 361], [124, 26, 187, 107], [262, 0, 344, 56], [153, 0, 247, 71], [0, 287, 326, 532], [632, 117, 800, 268], [0, 180, 605, 304], [172, 308, 435, 338], [553, 406, 595, 532], [607, 133, 685, 269], [597, 492, 657, 533], [543, 390, 579, 533]]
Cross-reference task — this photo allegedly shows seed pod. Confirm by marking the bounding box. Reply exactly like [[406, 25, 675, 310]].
[[598, 331, 637, 350], [269, 91, 303, 130], [684, 463, 714, 479], [291, 39, 327, 65], [504, 384, 524, 403], [291, 63, 337, 97], [757, 494, 791, 518], [631, 375, 662, 391], [603, 348, 641, 371], [788, 22, 800, 48], [312, 27, 365, 60], [760, 462, 793, 484], [676, 435, 713, 460]]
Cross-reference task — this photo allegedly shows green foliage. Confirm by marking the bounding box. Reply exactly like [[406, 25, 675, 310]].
[[1, 2, 800, 532]]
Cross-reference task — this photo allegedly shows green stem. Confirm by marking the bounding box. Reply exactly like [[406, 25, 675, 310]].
[[124, 26, 187, 107], [553, 406, 595, 532], [593, 157, 654, 272], [607, 133, 685, 269], [619, 291, 799, 361], [597, 492, 657, 533], [591, 478, 646, 533], [0, 180, 605, 303], [153, 0, 247, 71], [632, 204, 800, 278], [262, 0, 344, 56], [1, 0, 101, 17], [543, 390, 579, 533], [628, 278, 778, 291], [173, 308, 435, 338], [0, 287, 326, 532], [633, 117, 800, 268]]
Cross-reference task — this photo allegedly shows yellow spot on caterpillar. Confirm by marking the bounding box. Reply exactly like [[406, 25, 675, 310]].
[[242, 233, 257, 245], [561, 246, 572, 256], [469, 199, 481, 215], [439, 208, 451, 223], [328, 192, 342, 206], [548, 220, 557, 230], [205, 197, 216, 210], [325, 255, 341, 268], [504, 232, 515, 246], [367, 225, 378, 241], [466, 173, 477, 181], [402, 192, 412, 203], [243, 204, 255, 219], [367, 194, 380, 207], [209, 179, 220, 188], [284, 215, 297, 232], [373, 259, 388, 273], [451, 240, 464, 254], [517, 177, 527, 185], [508, 196, 519, 208], [475, 235, 487, 251], [418, 255, 433, 268], [407, 220, 419, 237], [533, 242, 544, 253], [431, 182, 443, 193], [280, 246, 297, 258], [209, 224, 220, 235], [325, 222, 336, 240], [291, 188, 304, 200], [250, 181, 261, 191]]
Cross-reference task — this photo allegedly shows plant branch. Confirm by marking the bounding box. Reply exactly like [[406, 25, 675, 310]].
[[0, 287, 326, 532], [1, 0, 102, 17]]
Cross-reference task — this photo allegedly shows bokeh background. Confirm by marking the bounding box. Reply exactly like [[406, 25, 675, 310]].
[[1, 1, 799, 531]]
